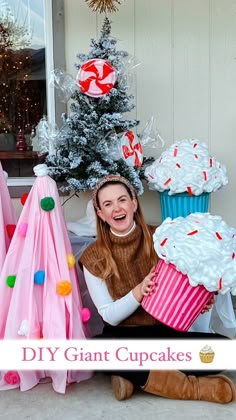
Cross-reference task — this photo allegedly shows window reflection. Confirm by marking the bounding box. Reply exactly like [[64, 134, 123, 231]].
[[0, 0, 46, 176]]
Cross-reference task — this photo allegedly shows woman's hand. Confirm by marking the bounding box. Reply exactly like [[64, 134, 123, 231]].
[[132, 266, 156, 303], [200, 295, 215, 314]]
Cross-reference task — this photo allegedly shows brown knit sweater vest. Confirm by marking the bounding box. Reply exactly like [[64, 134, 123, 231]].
[[80, 224, 160, 326]]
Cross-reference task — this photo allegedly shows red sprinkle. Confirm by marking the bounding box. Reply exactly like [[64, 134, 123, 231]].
[[164, 178, 172, 186], [193, 143, 198, 148], [203, 171, 207, 181], [160, 238, 168, 246], [216, 232, 222, 240], [173, 148, 178, 157], [187, 186, 193, 196], [187, 230, 199, 236], [148, 174, 154, 179], [232, 252, 235, 260], [219, 278, 223, 290], [194, 154, 198, 159], [176, 163, 181, 168], [209, 157, 213, 167]]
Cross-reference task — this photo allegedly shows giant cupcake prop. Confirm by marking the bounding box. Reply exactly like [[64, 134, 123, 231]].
[[0, 164, 92, 393], [144, 139, 228, 220], [142, 212, 236, 331]]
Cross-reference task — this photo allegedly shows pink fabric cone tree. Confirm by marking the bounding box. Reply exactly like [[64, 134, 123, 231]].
[[0, 164, 92, 393], [0, 162, 17, 270]]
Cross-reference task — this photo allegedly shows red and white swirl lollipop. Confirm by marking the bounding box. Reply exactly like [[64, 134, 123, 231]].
[[121, 131, 143, 167], [77, 59, 116, 97]]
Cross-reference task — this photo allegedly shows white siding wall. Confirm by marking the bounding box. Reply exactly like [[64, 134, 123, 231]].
[[59, 0, 236, 227]]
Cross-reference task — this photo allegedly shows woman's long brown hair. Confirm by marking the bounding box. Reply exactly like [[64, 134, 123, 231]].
[[94, 181, 158, 281]]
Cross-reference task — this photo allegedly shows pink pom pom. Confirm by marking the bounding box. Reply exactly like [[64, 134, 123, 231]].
[[4, 371, 20, 385], [81, 307, 91, 323], [18, 222, 28, 237]]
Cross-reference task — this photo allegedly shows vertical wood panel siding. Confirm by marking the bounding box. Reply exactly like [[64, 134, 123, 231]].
[[61, 0, 236, 226]]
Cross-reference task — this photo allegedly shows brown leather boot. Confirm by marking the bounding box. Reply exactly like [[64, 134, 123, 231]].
[[141, 370, 236, 404], [111, 375, 134, 401]]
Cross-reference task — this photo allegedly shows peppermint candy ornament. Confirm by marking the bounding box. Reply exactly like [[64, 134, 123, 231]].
[[77, 59, 116, 97], [121, 131, 143, 167]]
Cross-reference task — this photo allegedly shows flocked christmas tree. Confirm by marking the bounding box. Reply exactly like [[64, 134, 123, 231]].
[[46, 17, 148, 194]]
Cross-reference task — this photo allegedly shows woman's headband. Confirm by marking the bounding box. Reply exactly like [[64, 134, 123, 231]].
[[92, 175, 137, 211]]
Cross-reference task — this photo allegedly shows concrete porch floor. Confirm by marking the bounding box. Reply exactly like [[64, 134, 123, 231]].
[[0, 371, 235, 420]]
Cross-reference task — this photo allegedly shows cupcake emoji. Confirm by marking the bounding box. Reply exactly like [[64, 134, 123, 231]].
[[199, 345, 215, 363]]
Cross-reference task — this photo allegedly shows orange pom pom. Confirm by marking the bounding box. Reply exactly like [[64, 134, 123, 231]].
[[56, 281, 72, 296], [21, 193, 29, 205]]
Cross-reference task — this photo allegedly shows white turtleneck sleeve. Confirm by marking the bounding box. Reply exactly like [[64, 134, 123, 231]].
[[83, 267, 140, 326]]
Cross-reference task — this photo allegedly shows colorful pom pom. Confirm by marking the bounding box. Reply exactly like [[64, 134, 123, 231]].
[[56, 281, 72, 296], [18, 222, 28, 238], [4, 371, 20, 385], [20, 193, 29, 205], [6, 275, 16, 288], [6, 224, 16, 238], [40, 197, 55, 212], [18, 320, 29, 336], [67, 253, 75, 269], [81, 307, 91, 323], [34, 270, 45, 285]]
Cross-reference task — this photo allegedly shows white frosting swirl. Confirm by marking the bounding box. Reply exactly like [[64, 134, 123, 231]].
[[145, 139, 228, 195], [153, 213, 236, 294], [33, 164, 48, 177], [200, 345, 214, 353]]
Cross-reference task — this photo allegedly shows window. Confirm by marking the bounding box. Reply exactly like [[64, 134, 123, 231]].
[[0, 0, 65, 189]]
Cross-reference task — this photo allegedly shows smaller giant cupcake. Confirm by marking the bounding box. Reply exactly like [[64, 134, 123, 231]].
[[145, 139, 228, 220], [142, 212, 236, 331]]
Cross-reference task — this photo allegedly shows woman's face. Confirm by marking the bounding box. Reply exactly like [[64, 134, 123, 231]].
[[97, 183, 137, 235]]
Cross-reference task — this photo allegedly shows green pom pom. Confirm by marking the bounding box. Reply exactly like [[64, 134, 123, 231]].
[[6, 275, 16, 288], [40, 197, 55, 212]]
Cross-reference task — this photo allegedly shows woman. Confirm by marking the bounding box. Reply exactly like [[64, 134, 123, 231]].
[[79, 174, 235, 404]]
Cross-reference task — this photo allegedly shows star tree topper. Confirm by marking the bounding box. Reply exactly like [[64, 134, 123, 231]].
[[85, 0, 123, 13]]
